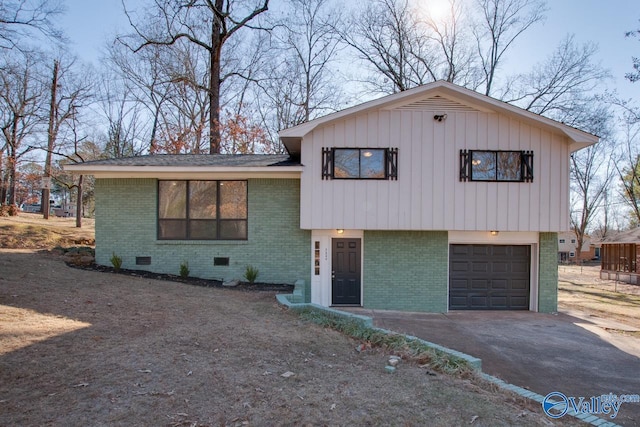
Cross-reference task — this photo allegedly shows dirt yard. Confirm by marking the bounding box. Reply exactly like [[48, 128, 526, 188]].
[[558, 265, 640, 332], [0, 215, 605, 425], [0, 212, 95, 249], [0, 248, 585, 426]]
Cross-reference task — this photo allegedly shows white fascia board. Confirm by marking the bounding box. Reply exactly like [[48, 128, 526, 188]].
[[63, 165, 303, 179]]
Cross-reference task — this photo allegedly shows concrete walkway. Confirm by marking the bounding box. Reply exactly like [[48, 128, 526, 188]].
[[343, 308, 640, 426]]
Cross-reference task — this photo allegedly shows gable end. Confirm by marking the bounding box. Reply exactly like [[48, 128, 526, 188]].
[[392, 94, 481, 113]]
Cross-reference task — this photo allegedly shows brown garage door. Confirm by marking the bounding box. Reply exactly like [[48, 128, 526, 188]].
[[449, 244, 530, 310]]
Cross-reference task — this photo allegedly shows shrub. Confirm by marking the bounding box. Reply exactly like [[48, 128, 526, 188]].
[[0, 204, 17, 216], [244, 265, 259, 284], [110, 253, 122, 272], [179, 261, 190, 278]]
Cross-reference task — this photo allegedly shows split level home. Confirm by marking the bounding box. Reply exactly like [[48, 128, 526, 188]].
[[557, 231, 598, 263], [65, 81, 598, 312]]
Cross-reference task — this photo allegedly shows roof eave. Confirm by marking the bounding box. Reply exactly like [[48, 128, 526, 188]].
[[278, 81, 599, 151], [63, 164, 303, 179]]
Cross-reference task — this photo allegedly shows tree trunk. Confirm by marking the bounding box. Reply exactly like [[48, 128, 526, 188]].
[[75, 175, 83, 228], [209, 24, 222, 154], [0, 151, 5, 204], [42, 60, 59, 219], [7, 154, 16, 207]]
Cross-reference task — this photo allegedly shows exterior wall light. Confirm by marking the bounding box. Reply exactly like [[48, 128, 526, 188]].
[[433, 114, 447, 122], [490, 230, 499, 236], [337, 229, 344, 234]]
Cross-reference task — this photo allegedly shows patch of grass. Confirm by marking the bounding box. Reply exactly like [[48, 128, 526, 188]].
[[296, 307, 473, 377]]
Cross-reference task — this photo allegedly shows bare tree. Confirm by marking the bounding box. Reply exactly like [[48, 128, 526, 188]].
[[254, 0, 343, 143], [0, 0, 64, 49], [120, 0, 270, 154], [422, 0, 480, 87], [341, 0, 437, 93], [277, 0, 342, 122], [41, 55, 94, 219], [107, 41, 173, 153], [570, 142, 613, 263], [567, 99, 614, 263], [472, 0, 546, 96], [610, 99, 640, 225], [504, 36, 609, 119], [51, 114, 102, 227], [0, 49, 46, 209], [98, 74, 149, 158], [625, 22, 640, 83]]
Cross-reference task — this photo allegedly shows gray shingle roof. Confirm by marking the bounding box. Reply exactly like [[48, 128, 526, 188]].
[[600, 228, 640, 244], [78, 154, 298, 167]]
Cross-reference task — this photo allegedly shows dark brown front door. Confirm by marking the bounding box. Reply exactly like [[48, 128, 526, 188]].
[[332, 238, 361, 305]]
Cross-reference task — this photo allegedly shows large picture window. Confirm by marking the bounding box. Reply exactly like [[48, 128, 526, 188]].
[[322, 147, 398, 180], [158, 180, 247, 240], [459, 150, 533, 182]]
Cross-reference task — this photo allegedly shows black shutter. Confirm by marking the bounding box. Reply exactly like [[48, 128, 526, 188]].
[[460, 150, 471, 181], [322, 147, 333, 180], [386, 148, 398, 180], [522, 151, 534, 182]]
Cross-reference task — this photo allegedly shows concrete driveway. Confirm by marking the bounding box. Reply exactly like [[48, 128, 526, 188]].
[[344, 308, 640, 426]]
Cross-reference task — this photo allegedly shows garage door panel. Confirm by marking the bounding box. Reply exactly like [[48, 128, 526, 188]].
[[490, 296, 508, 308], [508, 296, 529, 309], [471, 279, 489, 290], [450, 279, 469, 290], [451, 245, 471, 256], [472, 246, 490, 256], [449, 244, 530, 310], [472, 262, 489, 273], [451, 261, 470, 272], [511, 279, 529, 290], [470, 295, 489, 308], [449, 296, 470, 309], [491, 246, 509, 256], [511, 261, 529, 274], [492, 262, 508, 273], [511, 246, 530, 257], [491, 279, 508, 289]]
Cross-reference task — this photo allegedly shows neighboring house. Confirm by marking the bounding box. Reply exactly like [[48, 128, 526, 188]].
[[65, 81, 598, 313], [557, 232, 596, 263], [599, 228, 640, 285]]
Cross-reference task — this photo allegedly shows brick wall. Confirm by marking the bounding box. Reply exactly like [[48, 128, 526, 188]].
[[538, 232, 558, 313], [95, 178, 310, 286], [363, 231, 448, 312]]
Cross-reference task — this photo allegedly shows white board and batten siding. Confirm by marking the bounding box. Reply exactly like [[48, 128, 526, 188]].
[[299, 107, 570, 232]]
